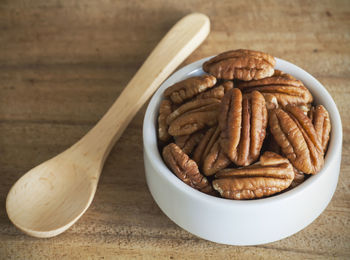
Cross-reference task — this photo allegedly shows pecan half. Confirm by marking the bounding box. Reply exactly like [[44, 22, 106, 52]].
[[168, 103, 219, 136], [162, 143, 213, 193], [196, 81, 234, 100], [309, 105, 331, 153], [174, 130, 204, 155], [164, 75, 217, 104], [192, 126, 219, 164], [237, 70, 313, 107], [219, 88, 268, 166], [166, 98, 221, 125], [269, 105, 324, 174], [203, 49, 275, 81], [213, 152, 294, 199], [158, 99, 172, 142], [202, 140, 231, 176], [191, 126, 231, 176]]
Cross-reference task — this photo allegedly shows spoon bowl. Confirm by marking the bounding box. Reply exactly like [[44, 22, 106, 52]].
[[6, 148, 100, 237], [6, 13, 210, 238]]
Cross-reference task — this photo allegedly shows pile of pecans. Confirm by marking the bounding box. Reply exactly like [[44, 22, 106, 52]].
[[157, 49, 331, 200]]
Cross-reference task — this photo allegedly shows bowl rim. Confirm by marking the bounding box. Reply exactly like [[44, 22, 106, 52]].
[[143, 56, 343, 207]]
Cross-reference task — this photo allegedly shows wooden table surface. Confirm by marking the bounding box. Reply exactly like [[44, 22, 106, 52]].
[[0, 0, 349, 259]]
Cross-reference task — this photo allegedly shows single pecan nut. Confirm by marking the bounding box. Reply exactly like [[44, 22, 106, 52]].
[[213, 152, 294, 199], [309, 105, 331, 153], [203, 49, 275, 81], [196, 81, 234, 100], [168, 106, 219, 136], [202, 140, 231, 176], [191, 126, 231, 176], [162, 143, 213, 193], [192, 126, 219, 164], [166, 98, 221, 125], [237, 70, 313, 108], [174, 130, 205, 155], [269, 105, 324, 174], [158, 99, 172, 142], [219, 88, 268, 166], [163, 75, 217, 104]]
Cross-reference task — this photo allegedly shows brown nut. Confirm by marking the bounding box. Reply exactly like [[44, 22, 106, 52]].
[[309, 105, 331, 153], [213, 152, 294, 200], [162, 143, 213, 193], [163, 75, 217, 104], [158, 99, 172, 142], [192, 126, 219, 164], [174, 130, 205, 155], [202, 140, 231, 176], [237, 70, 313, 107], [196, 81, 234, 100], [269, 105, 324, 174], [219, 88, 268, 166], [168, 103, 219, 136], [166, 98, 221, 125], [203, 49, 275, 81], [191, 126, 231, 176]]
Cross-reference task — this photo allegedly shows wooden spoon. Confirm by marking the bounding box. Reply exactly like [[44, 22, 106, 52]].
[[6, 13, 210, 238]]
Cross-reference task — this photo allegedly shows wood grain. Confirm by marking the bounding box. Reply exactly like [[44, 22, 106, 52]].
[[0, 0, 349, 259]]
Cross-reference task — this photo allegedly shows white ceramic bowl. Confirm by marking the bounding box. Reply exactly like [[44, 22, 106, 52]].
[[143, 57, 342, 245]]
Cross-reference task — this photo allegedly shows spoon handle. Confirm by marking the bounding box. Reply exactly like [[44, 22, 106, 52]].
[[74, 13, 210, 164]]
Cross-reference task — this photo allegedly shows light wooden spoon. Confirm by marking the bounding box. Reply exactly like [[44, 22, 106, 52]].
[[6, 13, 210, 238]]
